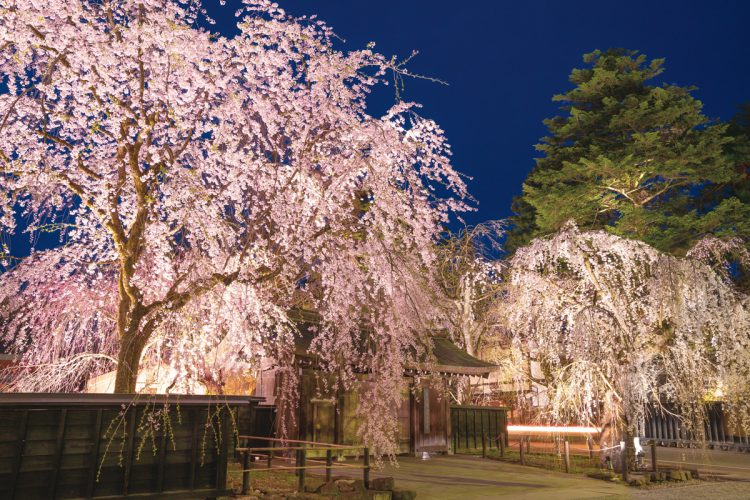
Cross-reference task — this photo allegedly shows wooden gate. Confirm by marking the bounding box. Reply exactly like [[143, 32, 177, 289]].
[[450, 405, 509, 453], [0, 393, 261, 499], [246, 405, 276, 448]]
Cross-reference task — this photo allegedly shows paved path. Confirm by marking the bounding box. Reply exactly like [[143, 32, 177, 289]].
[[521, 439, 750, 482], [333, 454, 631, 499], [648, 446, 750, 482], [631, 481, 750, 499], [309, 450, 750, 499]]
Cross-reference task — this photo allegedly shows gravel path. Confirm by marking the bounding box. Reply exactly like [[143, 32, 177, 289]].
[[630, 480, 750, 499]]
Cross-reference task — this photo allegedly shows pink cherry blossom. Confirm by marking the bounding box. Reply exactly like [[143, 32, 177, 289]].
[[499, 222, 750, 446], [0, 0, 467, 455]]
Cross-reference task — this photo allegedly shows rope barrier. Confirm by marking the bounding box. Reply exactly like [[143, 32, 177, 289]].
[[598, 444, 623, 452]]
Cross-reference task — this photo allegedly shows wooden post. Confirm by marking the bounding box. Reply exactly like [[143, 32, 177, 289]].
[[499, 432, 505, 457], [326, 449, 333, 483], [86, 409, 103, 499], [49, 409, 68, 498], [9, 410, 29, 500], [452, 407, 457, 453], [242, 451, 251, 495], [267, 441, 273, 469], [156, 419, 167, 493], [189, 408, 201, 490], [363, 447, 370, 489], [188, 408, 199, 491], [122, 409, 137, 496], [564, 440, 571, 473], [216, 408, 230, 492], [650, 440, 657, 473], [464, 407, 469, 450], [587, 435, 594, 459], [297, 449, 306, 492], [519, 438, 526, 465], [621, 441, 629, 482], [484, 410, 487, 458], [446, 396, 453, 455], [526, 435, 531, 454]]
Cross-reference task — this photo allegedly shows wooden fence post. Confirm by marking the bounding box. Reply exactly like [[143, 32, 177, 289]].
[[650, 440, 657, 473], [297, 449, 306, 492], [519, 438, 526, 465], [267, 441, 273, 469], [217, 408, 230, 492], [587, 436, 594, 459], [621, 441, 629, 482], [526, 435, 531, 454], [482, 433, 488, 458], [86, 409, 103, 499], [326, 449, 333, 483], [499, 432, 505, 457], [242, 451, 251, 495], [122, 409, 137, 496], [49, 409, 68, 498], [189, 408, 199, 491], [564, 440, 571, 473], [363, 447, 370, 490]]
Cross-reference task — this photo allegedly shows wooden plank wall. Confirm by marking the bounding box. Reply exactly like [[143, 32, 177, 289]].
[[248, 406, 276, 448], [0, 396, 252, 499], [643, 403, 750, 449], [450, 405, 509, 453], [412, 381, 449, 453]]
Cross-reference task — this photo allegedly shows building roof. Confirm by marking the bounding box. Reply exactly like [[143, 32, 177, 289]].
[[411, 336, 498, 377], [288, 310, 497, 377]]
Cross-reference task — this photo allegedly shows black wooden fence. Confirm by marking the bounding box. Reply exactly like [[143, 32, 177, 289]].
[[643, 403, 750, 451], [0, 393, 262, 499], [450, 405, 509, 453], [249, 405, 276, 446]]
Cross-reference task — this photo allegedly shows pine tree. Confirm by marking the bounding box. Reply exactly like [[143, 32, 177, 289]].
[[725, 103, 750, 205], [507, 49, 744, 255]]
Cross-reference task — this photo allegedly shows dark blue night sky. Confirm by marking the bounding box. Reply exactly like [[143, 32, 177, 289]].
[[233, 0, 750, 226], [5, 0, 749, 257]]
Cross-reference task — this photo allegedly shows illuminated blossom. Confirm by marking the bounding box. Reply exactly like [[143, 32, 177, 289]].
[[0, 0, 466, 455], [500, 222, 750, 453]]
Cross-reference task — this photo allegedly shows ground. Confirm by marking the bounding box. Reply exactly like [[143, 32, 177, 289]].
[[631, 481, 750, 499], [229, 447, 750, 499], [653, 446, 750, 482], [348, 454, 629, 499]]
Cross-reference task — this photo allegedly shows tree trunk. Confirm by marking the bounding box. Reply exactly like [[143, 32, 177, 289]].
[[598, 404, 620, 469], [113, 334, 146, 393], [599, 416, 636, 474], [456, 376, 473, 405], [599, 422, 619, 470]]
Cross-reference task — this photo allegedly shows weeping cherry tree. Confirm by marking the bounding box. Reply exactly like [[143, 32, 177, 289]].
[[500, 222, 750, 465], [0, 0, 467, 455], [433, 221, 505, 403]]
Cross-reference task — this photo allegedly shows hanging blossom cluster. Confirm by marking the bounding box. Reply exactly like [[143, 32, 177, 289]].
[[687, 235, 750, 285], [499, 222, 750, 440], [0, 0, 467, 454], [433, 221, 505, 358], [430, 221, 506, 404]]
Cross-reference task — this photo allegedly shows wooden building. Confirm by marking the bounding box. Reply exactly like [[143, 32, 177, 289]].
[[254, 313, 498, 456]]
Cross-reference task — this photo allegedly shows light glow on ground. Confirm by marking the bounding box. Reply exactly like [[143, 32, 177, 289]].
[[507, 425, 601, 434]]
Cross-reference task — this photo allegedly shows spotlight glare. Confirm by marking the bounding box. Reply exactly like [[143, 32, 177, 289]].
[[507, 425, 600, 434]]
